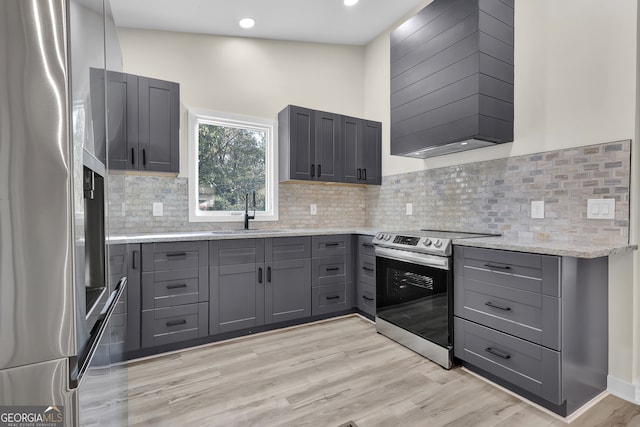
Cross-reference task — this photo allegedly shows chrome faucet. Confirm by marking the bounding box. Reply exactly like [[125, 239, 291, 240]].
[[244, 191, 255, 230]]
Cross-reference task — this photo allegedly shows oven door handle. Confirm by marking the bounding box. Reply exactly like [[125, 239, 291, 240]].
[[375, 247, 450, 270]]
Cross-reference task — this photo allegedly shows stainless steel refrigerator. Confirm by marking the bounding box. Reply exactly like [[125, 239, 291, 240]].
[[0, 1, 127, 425]]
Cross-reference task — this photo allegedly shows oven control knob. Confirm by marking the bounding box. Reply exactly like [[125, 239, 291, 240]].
[[423, 238, 432, 246], [384, 234, 392, 241], [376, 233, 383, 240], [433, 239, 442, 248]]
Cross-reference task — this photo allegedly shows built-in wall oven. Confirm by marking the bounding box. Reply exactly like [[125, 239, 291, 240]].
[[373, 230, 496, 369]]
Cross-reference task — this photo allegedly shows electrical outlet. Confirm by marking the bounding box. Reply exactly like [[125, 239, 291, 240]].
[[121, 202, 126, 217], [406, 203, 413, 215], [310, 204, 317, 215], [152, 202, 163, 217], [587, 198, 615, 219], [531, 200, 544, 219]]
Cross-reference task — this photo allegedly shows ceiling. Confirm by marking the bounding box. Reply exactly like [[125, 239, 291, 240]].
[[109, 0, 427, 46]]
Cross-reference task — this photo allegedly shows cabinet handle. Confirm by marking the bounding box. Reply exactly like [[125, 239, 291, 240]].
[[485, 301, 511, 311], [326, 295, 340, 300], [362, 295, 374, 301], [362, 266, 374, 272], [363, 168, 367, 180], [258, 267, 263, 283], [166, 319, 187, 327], [267, 266, 271, 283], [362, 243, 374, 248], [357, 168, 362, 180], [311, 164, 315, 177], [485, 347, 511, 360], [326, 267, 340, 272], [484, 263, 511, 270], [325, 242, 340, 247], [166, 283, 187, 290], [131, 148, 135, 165], [318, 164, 321, 177], [132, 250, 139, 270], [166, 252, 187, 258], [142, 148, 147, 166]]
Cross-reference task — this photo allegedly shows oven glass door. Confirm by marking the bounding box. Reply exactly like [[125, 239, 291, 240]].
[[376, 256, 452, 347]]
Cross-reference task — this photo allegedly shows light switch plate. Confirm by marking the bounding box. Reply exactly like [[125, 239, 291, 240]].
[[406, 203, 413, 215], [587, 198, 615, 219], [531, 200, 544, 219], [310, 204, 317, 215], [152, 202, 163, 217]]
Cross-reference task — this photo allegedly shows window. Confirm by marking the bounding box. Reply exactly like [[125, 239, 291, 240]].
[[188, 109, 278, 222]]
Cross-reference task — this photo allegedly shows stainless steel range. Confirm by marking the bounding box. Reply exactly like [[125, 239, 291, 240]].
[[373, 230, 497, 369]]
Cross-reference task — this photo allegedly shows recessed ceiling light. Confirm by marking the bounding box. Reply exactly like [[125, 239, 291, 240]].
[[344, 0, 359, 6], [239, 18, 255, 29]]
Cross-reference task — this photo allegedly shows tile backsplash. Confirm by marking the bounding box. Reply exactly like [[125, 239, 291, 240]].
[[109, 140, 631, 246], [366, 140, 631, 245]]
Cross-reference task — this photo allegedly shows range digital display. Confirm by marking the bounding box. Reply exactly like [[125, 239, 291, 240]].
[[393, 236, 420, 246]]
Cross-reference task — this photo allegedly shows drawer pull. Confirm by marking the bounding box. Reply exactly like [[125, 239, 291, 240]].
[[362, 295, 374, 301], [166, 252, 187, 258], [362, 266, 374, 272], [362, 243, 374, 248], [166, 283, 187, 290], [326, 295, 340, 300], [484, 263, 511, 270], [485, 301, 511, 311], [485, 347, 511, 360], [166, 319, 187, 327], [326, 267, 340, 272], [325, 242, 340, 247]]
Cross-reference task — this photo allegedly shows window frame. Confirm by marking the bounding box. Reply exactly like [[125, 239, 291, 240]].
[[187, 108, 278, 223]]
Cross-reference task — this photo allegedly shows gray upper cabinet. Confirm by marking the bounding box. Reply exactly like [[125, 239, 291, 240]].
[[138, 76, 180, 173], [279, 105, 380, 185], [343, 117, 382, 185], [106, 72, 180, 173]]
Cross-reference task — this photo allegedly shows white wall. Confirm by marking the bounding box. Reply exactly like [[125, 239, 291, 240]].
[[117, 29, 365, 176]]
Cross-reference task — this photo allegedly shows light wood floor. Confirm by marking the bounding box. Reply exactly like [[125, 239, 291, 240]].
[[125, 315, 640, 426]]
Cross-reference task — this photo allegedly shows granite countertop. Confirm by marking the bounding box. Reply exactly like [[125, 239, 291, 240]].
[[108, 228, 379, 244], [453, 235, 637, 259]]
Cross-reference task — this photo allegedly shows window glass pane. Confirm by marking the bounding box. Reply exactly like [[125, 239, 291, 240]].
[[197, 122, 266, 212]]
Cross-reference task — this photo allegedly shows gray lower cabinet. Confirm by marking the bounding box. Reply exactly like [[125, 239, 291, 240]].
[[209, 237, 312, 333], [453, 246, 608, 416], [108, 244, 141, 355], [355, 235, 376, 316], [140, 241, 209, 348], [311, 235, 352, 315]]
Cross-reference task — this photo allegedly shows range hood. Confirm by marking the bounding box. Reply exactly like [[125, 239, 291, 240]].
[[390, 0, 514, 158]]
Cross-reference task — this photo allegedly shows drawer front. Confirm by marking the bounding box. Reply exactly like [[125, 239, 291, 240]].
[[454, 246, 560, 297], [357, 254, 376, 284], [454, 277, 560, 350], [267, 236, 311, 261], [142, 241, 208, 272], [357, 235, 376, 257], [141, 271, 199, 310], [312, 235, 352, 257], [312, 283, 346, 315], [454, 318, 561, 405], [356, 281, 375, 316], [109, 245, 128, 315], [312, 255, 351, 286], [141, 302, 208, 348], [214, 238, 265, 266]]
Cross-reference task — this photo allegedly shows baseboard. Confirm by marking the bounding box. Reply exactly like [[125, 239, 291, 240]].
[[607, 375, 640, 404]]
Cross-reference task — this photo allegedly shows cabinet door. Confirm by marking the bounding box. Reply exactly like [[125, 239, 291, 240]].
[[342, 116, 360, 184], [106, 71, 138, 170], [265, 258, 311, 324], [211, 263, 265, 334], [138, 76, 180, 173], [315, 111, 342, 182], [283, 105, 315, 181], [361, 121, 381, 185]]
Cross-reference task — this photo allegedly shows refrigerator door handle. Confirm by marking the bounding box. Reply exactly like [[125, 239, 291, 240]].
[[70, 277, 127, 389]]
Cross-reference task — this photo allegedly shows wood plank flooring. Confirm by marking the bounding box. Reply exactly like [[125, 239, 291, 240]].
[[124, 315, 640, 426]]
